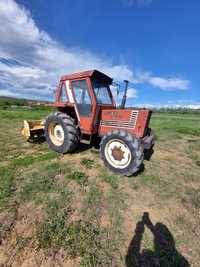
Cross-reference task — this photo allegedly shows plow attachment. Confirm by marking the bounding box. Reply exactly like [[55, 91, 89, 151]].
[[21, 120, 45, 142]]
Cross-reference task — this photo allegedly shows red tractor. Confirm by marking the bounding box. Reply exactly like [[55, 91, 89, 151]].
[[22, 70, 154, 176]]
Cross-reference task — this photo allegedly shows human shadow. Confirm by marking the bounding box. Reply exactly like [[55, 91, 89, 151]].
[[125, 212, 190, 267]]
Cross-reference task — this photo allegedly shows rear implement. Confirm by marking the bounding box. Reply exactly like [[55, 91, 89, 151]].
[[21, 120, 45, 143]]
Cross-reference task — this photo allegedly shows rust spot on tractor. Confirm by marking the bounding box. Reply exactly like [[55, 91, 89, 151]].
[[111, 146, 124, 161]]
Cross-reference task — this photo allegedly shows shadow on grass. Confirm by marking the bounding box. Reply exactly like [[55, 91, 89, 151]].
[[126, 212, 190, 267], [27, 136, 46, 144], [74, 143, 92, 153], [144, 147, 154, 161]]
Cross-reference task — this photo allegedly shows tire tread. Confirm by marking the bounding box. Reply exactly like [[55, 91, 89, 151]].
[[45, 112, 79, 153], [100, 130, 144, 176]]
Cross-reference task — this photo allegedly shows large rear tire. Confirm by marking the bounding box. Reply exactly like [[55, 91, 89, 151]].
[[44, 112, 79, 153], [100, 130, 144, 176]]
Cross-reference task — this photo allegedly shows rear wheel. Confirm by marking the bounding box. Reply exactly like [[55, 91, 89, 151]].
[[45, 112, 79, 153], [100, 130, 144, 176]]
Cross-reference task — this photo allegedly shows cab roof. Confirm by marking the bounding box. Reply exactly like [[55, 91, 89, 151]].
[[60, 69, 113, 84]]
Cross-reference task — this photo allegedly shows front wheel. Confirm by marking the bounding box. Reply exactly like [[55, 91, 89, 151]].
[[100, 130, 144, 176], [44, 112, 79, 153]]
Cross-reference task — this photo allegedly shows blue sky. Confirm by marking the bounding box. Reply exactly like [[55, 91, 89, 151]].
[[0, 0, 199, 108]]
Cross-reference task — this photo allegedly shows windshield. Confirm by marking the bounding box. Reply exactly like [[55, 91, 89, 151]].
[[92, 81, 112, 105]]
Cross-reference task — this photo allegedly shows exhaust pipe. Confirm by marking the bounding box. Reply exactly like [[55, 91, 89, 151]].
[[120, 80, 129, 109]]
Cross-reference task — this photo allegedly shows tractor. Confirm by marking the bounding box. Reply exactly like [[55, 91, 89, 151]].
[[22, 70, 154, 176]]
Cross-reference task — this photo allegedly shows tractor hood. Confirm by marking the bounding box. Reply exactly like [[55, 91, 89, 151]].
[[99, 109, 152, 138]]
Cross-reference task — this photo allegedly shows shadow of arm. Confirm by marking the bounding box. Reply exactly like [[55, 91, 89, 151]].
[[125, 221, 145, 267]]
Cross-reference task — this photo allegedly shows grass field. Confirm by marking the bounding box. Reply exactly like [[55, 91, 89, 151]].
[[0, 108, 200, 267]]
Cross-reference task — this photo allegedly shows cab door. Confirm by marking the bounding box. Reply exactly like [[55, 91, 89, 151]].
[[71, 79, 96, 134]]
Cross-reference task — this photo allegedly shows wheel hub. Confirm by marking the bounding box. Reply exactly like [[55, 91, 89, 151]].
[[54, 125, 64, 141], [111, 146, 125, 161], [104, 139, 132, 169], [48, 123, 64, 146]]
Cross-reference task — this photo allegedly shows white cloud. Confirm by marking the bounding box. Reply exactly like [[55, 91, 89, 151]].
[[148, 77, 190, 90], [0, 62, 42, 79], [127, 88, 138, 98], [110, 85, 137, 106], [0, 89, 19, 98], [0, 0, 191, 100], [0, 0, 136, 100], [136, 71, 190, 91], [186, 105, 200, 110]]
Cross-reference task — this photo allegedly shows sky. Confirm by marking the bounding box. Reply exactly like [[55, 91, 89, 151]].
[[0, 0, 199, 108]]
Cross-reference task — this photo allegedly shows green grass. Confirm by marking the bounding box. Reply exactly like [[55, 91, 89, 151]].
[[140, 173, 161, 185], [80, 158, 94, 168], [0, 108, 50, 121], [182, 187, 200, 209], [151, 112, 200, 137], [68, 171, 88, 186], [20, 171, 56, 202], [101, 171, 119, 189], [0, 108, 200, 267], [37, 189, 117, 266], [81, 183, 104, 223], [11, 152, 58, 168], [37, 189, 72, 250], [0, 167, 15, 202]]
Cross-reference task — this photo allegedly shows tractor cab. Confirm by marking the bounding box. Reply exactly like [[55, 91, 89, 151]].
[[50, 70, 116, 135]]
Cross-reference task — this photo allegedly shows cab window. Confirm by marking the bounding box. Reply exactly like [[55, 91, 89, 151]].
[[71, 80, 92, 116], [92, 81, 112, 105], [60, 83, 68, 102]]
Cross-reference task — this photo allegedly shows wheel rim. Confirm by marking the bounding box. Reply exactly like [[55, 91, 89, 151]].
[[104, 139, 132, 169], [48, 122, 64, 146]]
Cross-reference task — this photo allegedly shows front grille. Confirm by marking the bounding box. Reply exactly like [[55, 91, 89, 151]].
[[100, 111, 138, 129]]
